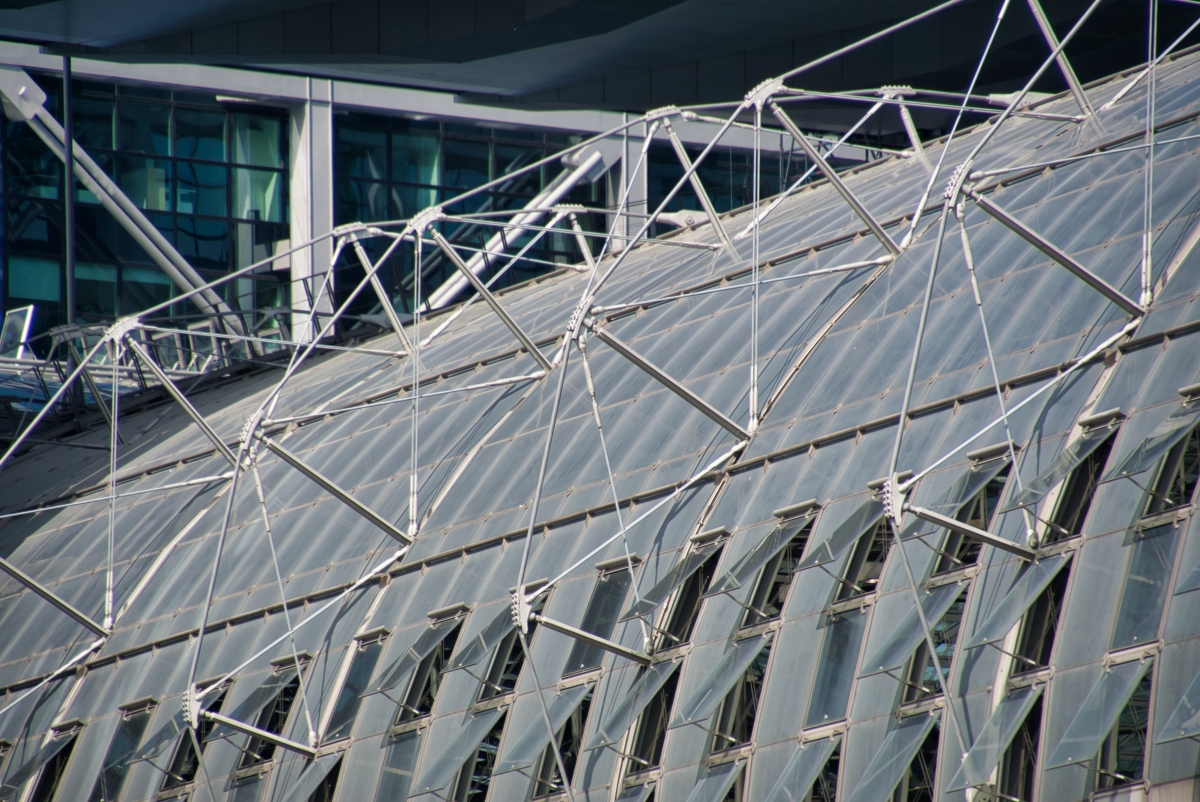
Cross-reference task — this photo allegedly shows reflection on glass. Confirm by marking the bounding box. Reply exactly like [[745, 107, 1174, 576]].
[[176, 161, 228, 217], [76, 263, 117, 318], [339, 124, 388, 179], [1097, 671, 1151, 791], [8, 256, 61, 303], [232, 114, 283, 168], [176, 218, 229, 270], [325, 638, 384, 741], [119, 157, 172, 211], [376, 730, 422, 800], [805, 611, 866, 728], [444, 138, 490, 189], [73, 96, 115, 151], [120, 266, 173, 315], [88, 706, 153, 802], [175, 109, 226, 161], [234, 168, 283, 222], [393, 131, 440, 186], [564, 569, 633, 675], [118, 102, 171, 155]]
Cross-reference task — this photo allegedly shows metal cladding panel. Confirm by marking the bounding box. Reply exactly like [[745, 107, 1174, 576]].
[[3, 50, 1200, 802]]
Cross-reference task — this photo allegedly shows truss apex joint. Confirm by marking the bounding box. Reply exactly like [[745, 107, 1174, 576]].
[[747, 78, 784, 108], [332, 221, 368, 238], [410, 206, 445, 233], [880, 85, 916, 98], [645, 105, 681, 122], [105, 315, 142, 345]]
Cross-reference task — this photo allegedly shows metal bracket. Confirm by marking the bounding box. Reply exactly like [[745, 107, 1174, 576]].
[[746, 78, 785, 109], [903, 503, 1035, 560]]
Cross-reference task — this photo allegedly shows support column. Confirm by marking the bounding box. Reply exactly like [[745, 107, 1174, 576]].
[[290, 79, 335, 342]]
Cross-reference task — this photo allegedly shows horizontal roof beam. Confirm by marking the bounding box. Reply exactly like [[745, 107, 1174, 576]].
[[904, 504, 1034, 560]]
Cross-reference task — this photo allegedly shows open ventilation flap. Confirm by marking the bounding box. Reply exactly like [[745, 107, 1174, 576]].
[[0, 730, 76, 798], [620, 541, 723, 621], [962, 553, 1072, 650], [277, 752, 342, 802], [1005, 426, 1118, 510], [615, 784, 656, 802], [905, 453, 1013, 539], [858, 582, 965, 677], [845, 712, 939, 802], [1157, 663, 1200, 743], [797, 497, 884, 570], [449, 605, 514, 671], [586, 660, 681, 751], [1101, 404, 1200, 483], [1045, 658, 1152, 769], [948, 684, 1044, 791], [494, 683, 591, 775], [683, 759, 745, 802], [706, 515, 816, 598], [204, 665, 298, 742], [670, 633, 771, 728], [371, 616, 463, 695], [409, 707, 506, 796], [762, 735, 840, 802]]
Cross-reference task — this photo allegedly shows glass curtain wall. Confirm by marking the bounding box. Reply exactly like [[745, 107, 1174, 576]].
[[334, 112, 604, 316], [1, 73, 289, 344]]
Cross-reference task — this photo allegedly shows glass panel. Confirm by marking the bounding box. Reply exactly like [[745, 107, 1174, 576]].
[[585, 660, 680, 750], [118, 102, 170, 155], [0, 733, 75, 796], [75, 263, 117, 318], [234, 167, 284, 222], [836, 518, 893, 601], [934, 465, 1011, 574], [7, 257, 60, 303], [947, 684, 1043, 791], [798, 497, 883, 570], [338, 124, 388, 180], [1111, 523, 1182, 650], [614, 785, 654, 802], [88, 707, 153, 802], [450, 607, 513, 671], [670, 634, 770, 727], [683, 759, 743, 802], [176, 218, 230, 270], [372, 618, 461, 694], [375, 730, 421, 801], [844, 712, 939, 802], [762, 736, 840, 802], [1102, 405, 1200, 482], [174, 109, 226, 161], [711, 642, 771, 748], [118, 156, 172, 211], [74, 96, 115, 151], [1156, 663, 1200, 743], [1145, 423, 1200, 515], [206, 667, 298, 742], [804, 611, 866, 728], [393, 130, 440, 186], [1175, 550, 1200, 596], [858, 582, 964, 677], [936, 457, 1013, 517], [963, 553, 1072, 650], [902, 590, 968, 704], [620, 542, 719, 621], [132, 710, 188, 763], [1096, 671, 1152, 791], [1045, 658, 1153, 769], [494, 683, 590, 774], [1007, 427, 1115, 509], [278, 753, 341, 802], [707, 519, 812, 597], [324, 639, 384, 742], [443, 139, 490, 190], [119, 266, 173, 315], [176, 161, 228, 217], [409, 706, 506, 795], [564, 570, 633, 674], [232, 114, 284, 168]]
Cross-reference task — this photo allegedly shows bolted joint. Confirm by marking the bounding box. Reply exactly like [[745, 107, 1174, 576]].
[[746, 77, 784, 109], [183, 686, 201, 729], [410, 206, 445, 234], [511, 592, 531, 634], [944, 163, 970, 201]]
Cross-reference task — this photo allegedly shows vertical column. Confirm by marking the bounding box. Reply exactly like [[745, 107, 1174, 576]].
[[289, 78, 335, 342]]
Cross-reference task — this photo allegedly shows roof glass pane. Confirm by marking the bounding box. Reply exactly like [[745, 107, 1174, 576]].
[[683, 759, 744, 802], [373, 617, 460, 694], [1111, 522, 1182, 650], [1045, 658, 1153, 769], [670, 634, 771, 728], [494, 683, 591, 774], [278, 753, 341, 802], [798, 497, 883, 570], [375, 730, 422, 801], [620, 542, 720, 621], [805, 610, 866, 728], [762, 735, 840, 802], [947, 684, 1043, 791], [963, 553, 1072, 650], [1006, 426, 1115, 510], [585, 660, 680, 751], [858, 582, 964, 677], [449, 606, 512, 670], [706, 517, 813, 598], [409, 707, 506, 795], [1101, 404, 1200, 482], [845, 712, 939, 802]]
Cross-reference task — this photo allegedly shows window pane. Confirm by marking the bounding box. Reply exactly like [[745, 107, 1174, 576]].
[[209, 668, 299, 744], [844, 713, 938, 802], [120, 266, 173, 315], [5, 127, 61, 199], [621, 542, 720, 621], [947, 684, 1043, 791], [88, 707, 153, 802], [176, 161, 228, 217], [74, 96, 115, 151], [410, 707, 506, 796], [0, 732, 75, 796], [799, 497, 883, 570], [393, 131, 440, 185], [708, 519, 812, 598], [450, 606, 514, 671], [1157, 658, 1200, 743], [375, 730, 421, 801], [119, 157, 172, 211], [175, 109, 226, 161], [859, 581, 964, 677], [176, 218, 229, 271], [585, 660, 680, 751], [277, 753, 341, 802], [118, 102, 171, 155], [8, 256, 60, 303], [964, 553, 1072, 651], [324, 640, 384, 741], [232, 114, 284, 168], [670, 634, 770, 728], [711, 641, 771, 748], [1045, 658, 1152, 769], [494, 683, 590, 775], [564, 570, 633, 674], [373, 618, 461, 695], [338, 123, 388, 179], [76, 263, 118, 318], [805, 610, 866, 728], [443, 138, 490, 190], [1111, 523, 1182, 650], [682, 760, 743, 802], [762, 736, 840, 802], [234, 168, 284, 222], [1007, 426, 1115, 510], [336, 177, 390, 225], [1103, 405, 1200, 483], [902, 589, 968, 704]]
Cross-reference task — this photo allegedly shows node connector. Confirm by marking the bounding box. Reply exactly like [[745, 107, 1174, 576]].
[[645, 105, 681, 122], [410, 205, 445, 234], [746, 78, 784, 109]]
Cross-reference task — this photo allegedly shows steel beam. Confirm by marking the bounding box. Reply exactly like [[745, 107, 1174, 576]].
[[587, 323, 750, 440], [430, 231, 553, 372], [1025, 0, 1097, 118], [565, 209, 598, 272], [531, 614, 651, 666], [349, 235, 416, 354], [661, 120, 734, 248], [65, 342, 123, 445], [0, 555, 109, 636], [769, 102, 902, 256], [964, 188, 1142, 315], [904, 504, 1035, 560], [125, 338, 239, 468], [255, 434, 411, 544], [200, 710, 317, 758]]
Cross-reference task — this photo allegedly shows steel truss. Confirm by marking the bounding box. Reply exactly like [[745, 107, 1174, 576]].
[[0, 0, 1192, 796]]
